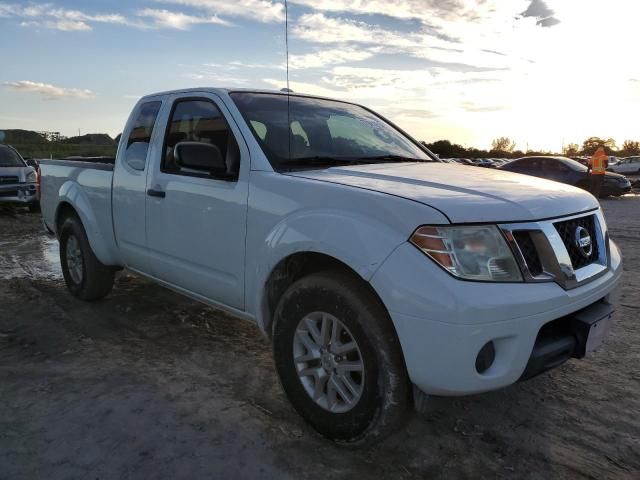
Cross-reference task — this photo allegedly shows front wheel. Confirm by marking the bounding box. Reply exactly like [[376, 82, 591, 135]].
[[59, 215, 115, 301], [272, 270, 410, 445]]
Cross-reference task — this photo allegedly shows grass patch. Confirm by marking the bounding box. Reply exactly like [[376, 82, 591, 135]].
[[13, 144, 117, 159]]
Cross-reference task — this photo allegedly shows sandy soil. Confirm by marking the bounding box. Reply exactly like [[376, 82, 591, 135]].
[[0, 198, 638, 479]]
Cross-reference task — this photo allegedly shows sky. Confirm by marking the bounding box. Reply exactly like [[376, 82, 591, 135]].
[[0, 0, 638, 151]]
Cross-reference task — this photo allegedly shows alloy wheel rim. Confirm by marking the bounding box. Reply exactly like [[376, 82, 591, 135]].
[[292, 312, 365, 413], [66, 234, 83, 284]]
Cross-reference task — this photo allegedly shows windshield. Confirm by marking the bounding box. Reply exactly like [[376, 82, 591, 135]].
[[230, 92, 433, 170], [0, 146, 26, 167]]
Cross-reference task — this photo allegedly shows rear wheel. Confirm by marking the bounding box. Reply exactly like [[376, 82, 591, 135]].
[[59, 215, 115, 301], [272, 270, 410, 445]]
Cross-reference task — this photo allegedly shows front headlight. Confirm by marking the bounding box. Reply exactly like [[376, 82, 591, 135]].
[[26, 170, 37, 183], [410, 225, 523, 282]]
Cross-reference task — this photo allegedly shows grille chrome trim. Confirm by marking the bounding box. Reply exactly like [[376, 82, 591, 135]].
[[500, 210, 609, 290]]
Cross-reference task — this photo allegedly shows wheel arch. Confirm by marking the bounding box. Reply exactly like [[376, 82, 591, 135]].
[[53, 184, 120, 266], [258, 251, 394, 340], [55, 201, 78, 232]]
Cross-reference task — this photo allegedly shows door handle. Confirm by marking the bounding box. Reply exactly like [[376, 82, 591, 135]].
[[147, 188, 166, 198]]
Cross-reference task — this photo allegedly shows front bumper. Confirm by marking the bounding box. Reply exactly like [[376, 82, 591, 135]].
[[603, 183, 632, 195], [370, 239, 623, 396], [0, 183, 37, 204]]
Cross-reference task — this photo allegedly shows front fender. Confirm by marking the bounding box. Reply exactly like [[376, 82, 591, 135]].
[[266, 208, 404, 277], [56, 181, 120, 265], [250, 208, 409, 332]]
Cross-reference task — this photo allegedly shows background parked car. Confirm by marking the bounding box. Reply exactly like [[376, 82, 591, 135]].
[[24, 158, 40, 169], [490, 158, 509, 167], [608, 156, 640, 174], [477, 158, 495, 168], [499, 156, 632, 197], [0, 144, 39, 211], [455, 158, 475, 166]]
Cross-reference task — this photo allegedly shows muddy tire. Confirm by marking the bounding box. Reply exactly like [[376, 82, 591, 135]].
[[272, 270, 410, 445], [59, 215, 114, 301]]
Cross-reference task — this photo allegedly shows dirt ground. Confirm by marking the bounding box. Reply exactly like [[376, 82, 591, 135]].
[[0, 198, 639, 480]]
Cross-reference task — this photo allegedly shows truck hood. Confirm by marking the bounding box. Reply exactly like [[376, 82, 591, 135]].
[[286, 163, 598, 223], [0, 166, 31, 183]]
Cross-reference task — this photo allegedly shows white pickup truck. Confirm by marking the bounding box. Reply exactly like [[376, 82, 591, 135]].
[[40, 88, 622, 444]]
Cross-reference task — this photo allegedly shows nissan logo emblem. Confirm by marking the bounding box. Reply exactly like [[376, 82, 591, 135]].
[[574, 226, 593, 258]]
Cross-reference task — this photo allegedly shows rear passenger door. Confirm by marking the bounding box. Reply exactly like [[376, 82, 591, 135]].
[[112, 99, 163, 273], [145, 93, 249, 310]]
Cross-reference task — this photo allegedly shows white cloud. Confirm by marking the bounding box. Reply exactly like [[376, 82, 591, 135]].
[[0, 2, 234, 31], [2, 1, 285, 29], [155, 0, 284, 23], [47, 19, 92, 31], [292, 12, 528, 71], [289, 0, 531, 25], [204, 60, 285, 70], [289, 0, 452, 22], [3, 80, 95, 100], [0, 3, 18, 17], [0, 2, 128, 31], [289, 46, 378, 69], [137, 9, 229, 29], [46, 8, 128, 25], [293, 13, 417, 48]]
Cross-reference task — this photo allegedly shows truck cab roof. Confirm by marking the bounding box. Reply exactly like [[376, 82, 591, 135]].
[[139, 87, 353, 105]]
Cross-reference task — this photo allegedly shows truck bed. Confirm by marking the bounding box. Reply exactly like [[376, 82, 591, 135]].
[[39, 159, 117, 261]]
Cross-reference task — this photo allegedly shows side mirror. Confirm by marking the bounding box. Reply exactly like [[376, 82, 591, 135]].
[[174, 141, 226, 175]]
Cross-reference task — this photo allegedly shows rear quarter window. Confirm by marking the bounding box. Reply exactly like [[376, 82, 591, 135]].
[[124, 101, 162, 171]]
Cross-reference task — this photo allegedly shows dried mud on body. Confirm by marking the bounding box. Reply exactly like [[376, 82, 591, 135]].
[[0, 200, 639, 479]]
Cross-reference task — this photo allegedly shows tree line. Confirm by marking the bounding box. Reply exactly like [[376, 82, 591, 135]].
[[423, 136, 640, 159]]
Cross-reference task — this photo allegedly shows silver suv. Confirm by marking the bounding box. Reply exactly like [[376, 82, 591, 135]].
[[0, 145, 38, 211]]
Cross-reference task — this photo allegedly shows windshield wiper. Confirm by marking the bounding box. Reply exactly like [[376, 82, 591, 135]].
[[282, 154, 430, 166], [280, 156, 374, 167], [357, 155, 431, 163]]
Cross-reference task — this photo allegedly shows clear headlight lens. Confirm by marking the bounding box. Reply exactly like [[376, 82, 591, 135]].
[[410, 225, 523, 282], [26, 170, 37, 183]]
